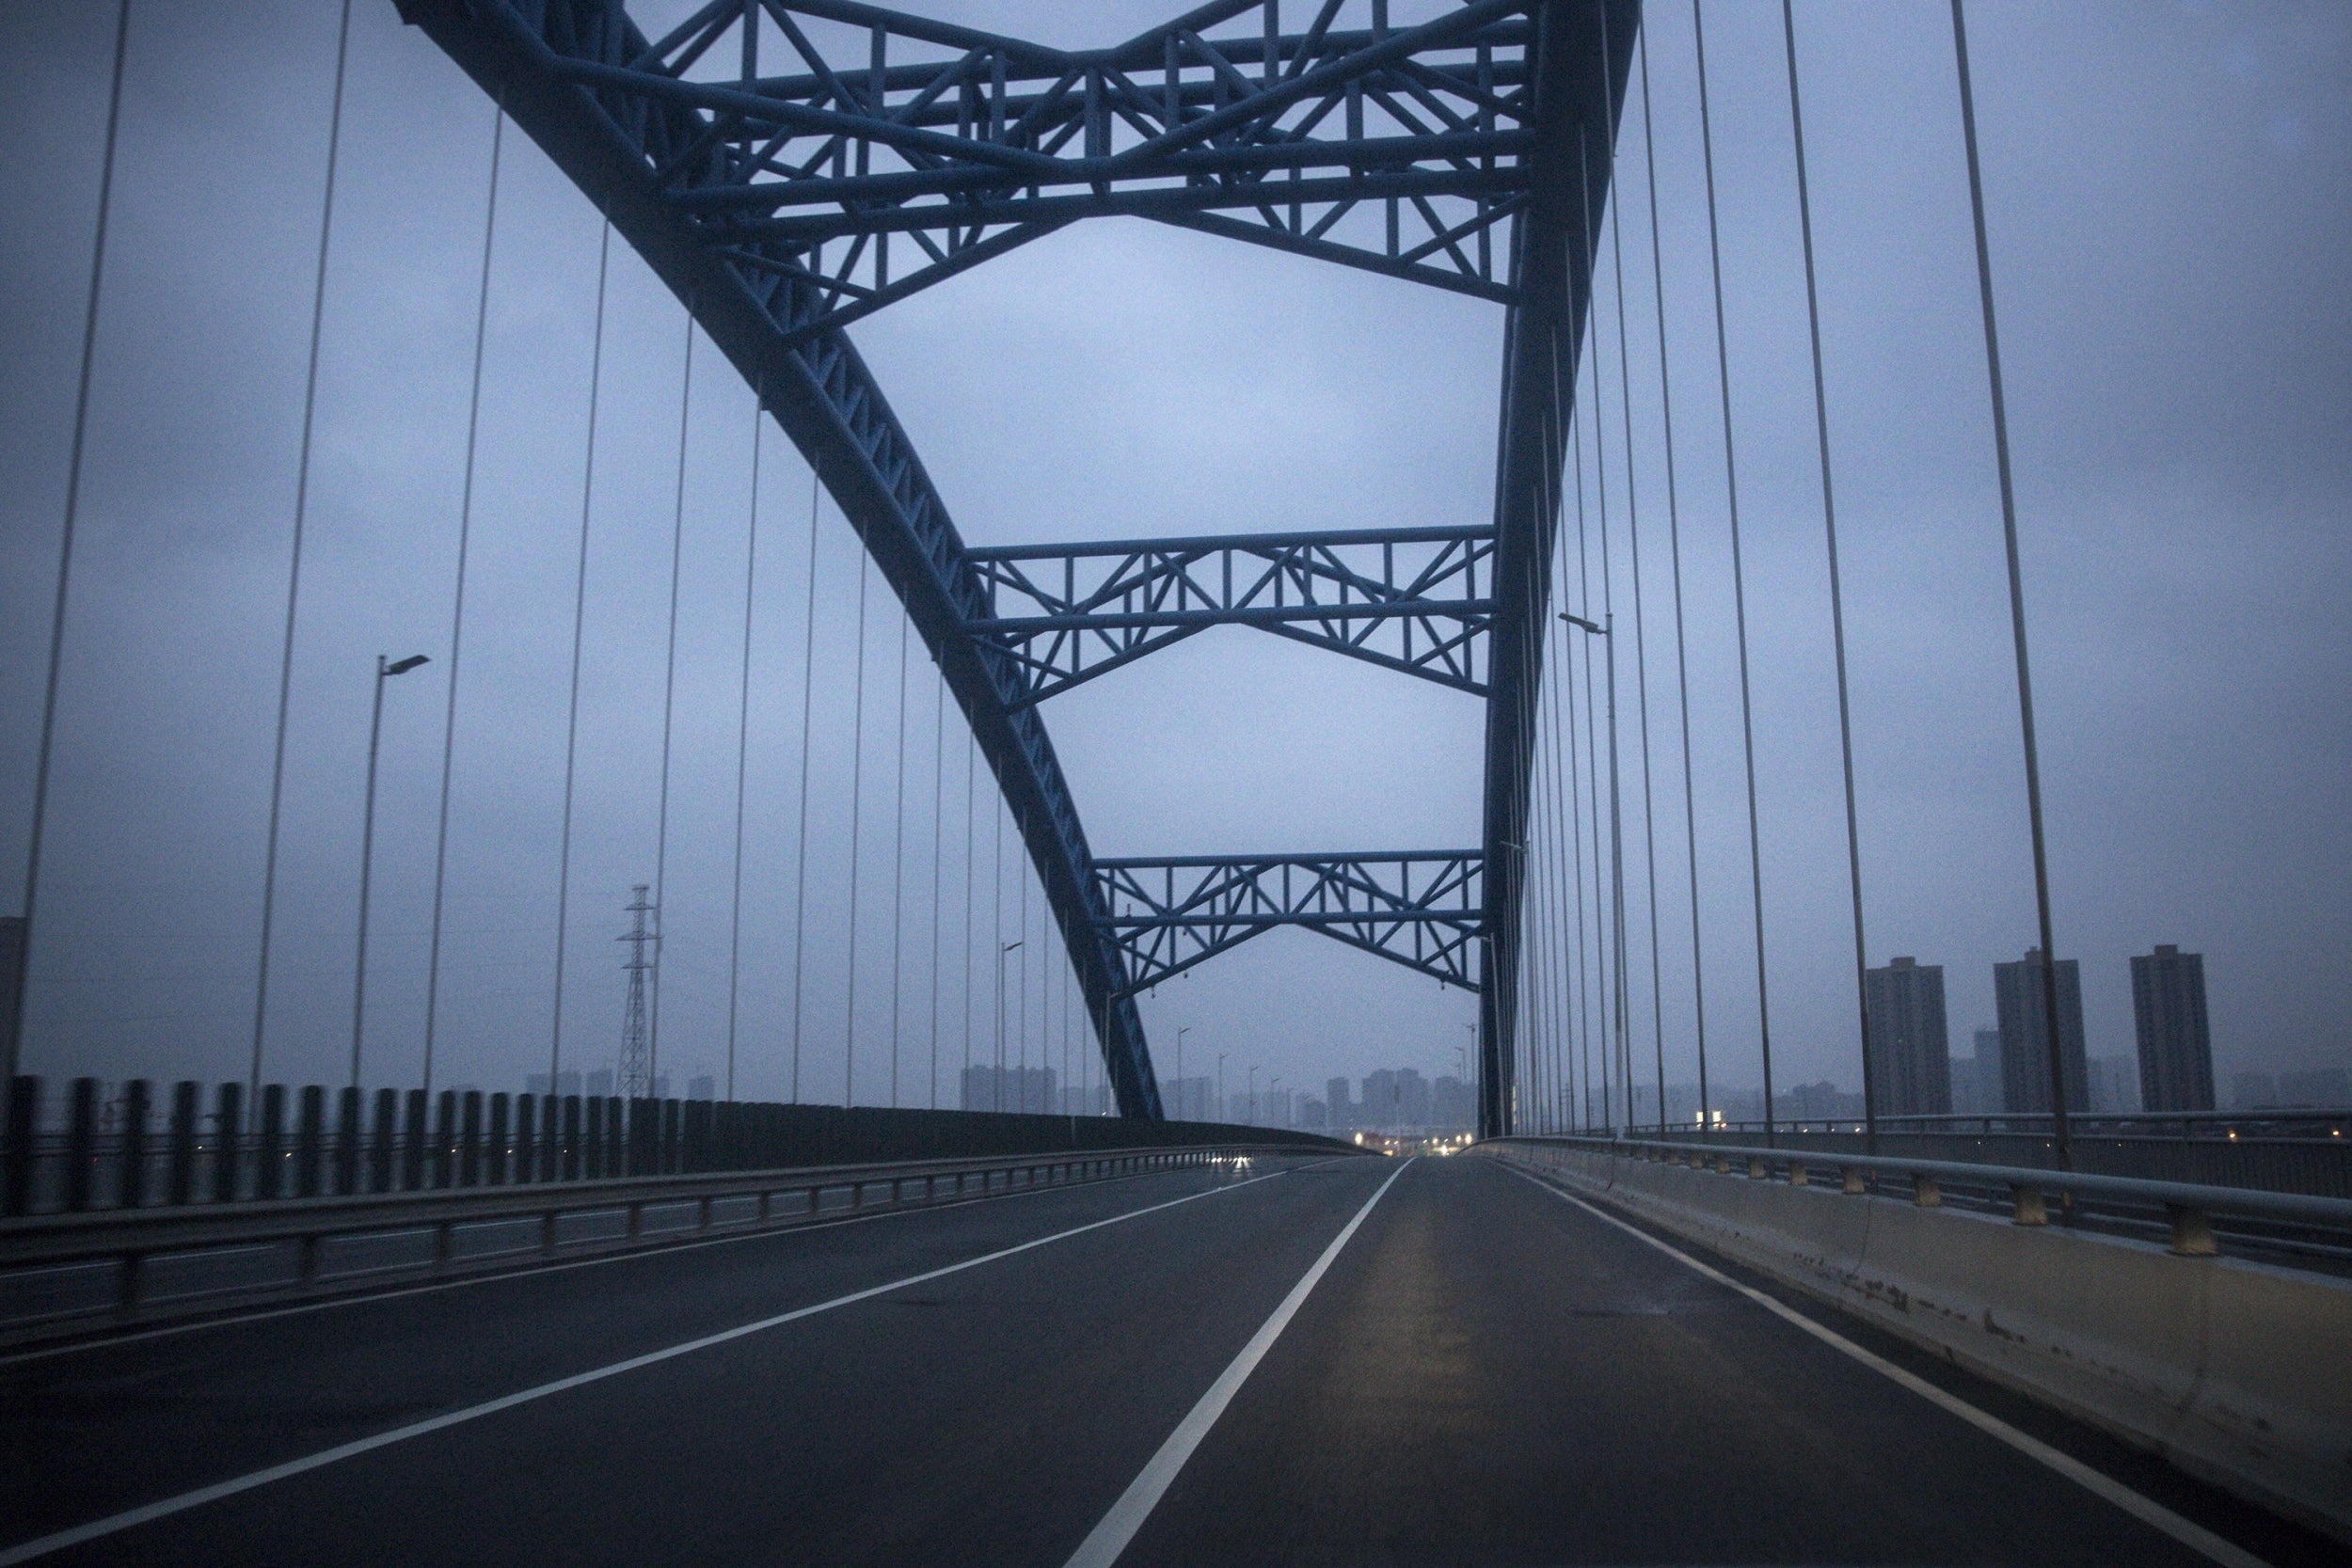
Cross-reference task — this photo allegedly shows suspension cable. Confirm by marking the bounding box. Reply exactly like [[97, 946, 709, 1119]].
[[1782, 0, 1879, 1151], [421, 91, 504, 1099], [724, 382, 762, 1102], [550, 210, 612, 1101], [1951, 0, 2071, 1164], [845, 543, 870, 1107], [788, 469, 819, 1102], [1693, 0, 1776, 1147], [251, 0, 355, 1108], [1639, 20, 1709, 1138], [650, 310, 694, 1094], [10, 0, 133, 1085]]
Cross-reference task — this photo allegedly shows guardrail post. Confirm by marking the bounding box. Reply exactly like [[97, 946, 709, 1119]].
[[2166, 1203, 2218, 1257], [486, 1093, 508, 1185], [1788, 1161, 1808, 1188], [2, 1077, 35, 1217], [256, 1085, 286, 1201], [297, 1231, 322, 1286], [370, 1088, 396, 1193], [65, 1077, 98, 1212], [168, 1081, 198, 1207], [1710, 1154, 1730, 1175], [541, 1209, 559, 1256], [295, 1085, 323, 1198], [1913, 1173, 1941, 1208], [628, 1200, 644, 1239], [561, 1095, 581, 1181], [460, 1090, 483, 1187], [1746, 1156, 1768, 1181], [213, 1083, 243, 1203], [1840, 1166, 1867, 1196], [2010, 1182, 2047, 1226], [334, 1085, 360, 1196], [119, 1078, 151, 1208], [434, 1219, 453, 1270], [433, 1090, 457, 1189], [513, 1094, 535, 1185], [401, 1089, 426, 1191]]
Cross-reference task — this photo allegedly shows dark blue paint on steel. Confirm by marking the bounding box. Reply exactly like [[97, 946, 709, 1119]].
[[1094, 851, 1484, 995], [397, 0, 1627, 1132]]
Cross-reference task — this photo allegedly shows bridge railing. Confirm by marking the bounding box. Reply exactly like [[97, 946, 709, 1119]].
[[0, 1074, 1344, 1219], [0, 1140, 1331, 1345], [1595, 1113, 2352, 1201], [1491, 1133, 2352, 1271]]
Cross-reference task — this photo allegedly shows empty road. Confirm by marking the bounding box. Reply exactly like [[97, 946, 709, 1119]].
[[1, 1152, 2318, 1565]]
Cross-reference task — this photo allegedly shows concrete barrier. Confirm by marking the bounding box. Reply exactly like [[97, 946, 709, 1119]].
[[1488, 1141, 2352, 1546]]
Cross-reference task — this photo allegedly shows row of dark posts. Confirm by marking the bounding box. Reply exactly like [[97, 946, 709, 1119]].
[[1, 1076, 779, 1218]]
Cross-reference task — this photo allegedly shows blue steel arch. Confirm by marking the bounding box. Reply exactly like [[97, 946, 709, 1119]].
[[395, 0, 1632, 1132]]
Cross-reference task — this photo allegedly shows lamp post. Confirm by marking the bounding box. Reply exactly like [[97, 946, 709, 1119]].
[[995, 940, 1023, 1110], [1217, 1052, 1227, 1125], [1269, 1076, 1282, 1130], [1563, 611, 1626, 1136], [1248, 1064, 1258, 1126], [1175, 1025, 1193, 1120], [352, 654, 428, 1089]]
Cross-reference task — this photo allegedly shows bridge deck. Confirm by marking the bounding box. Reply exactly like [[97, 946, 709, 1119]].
[[0, 1157, 2320, 1565]]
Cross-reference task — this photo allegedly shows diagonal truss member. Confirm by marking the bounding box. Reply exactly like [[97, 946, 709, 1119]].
[[967, 525, 1495, 705], [1095, 851, 1483, 996]]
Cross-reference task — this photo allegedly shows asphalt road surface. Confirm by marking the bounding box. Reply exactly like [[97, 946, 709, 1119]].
[[1, 1151, 2325, 1565]]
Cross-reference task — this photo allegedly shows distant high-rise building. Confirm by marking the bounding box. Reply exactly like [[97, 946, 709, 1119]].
[[2129, 944, 2214, 1113], [1863, 957, 1952, 1117], [1361, 1069, 1399, 1127], [526, 1070, 583, 1099], [1398, 1069, 1431, 1128], [686, 1075, 716, 1101], [1263, 1088, 1293, 1127], [1300, 1096, 1328, 1130], [1993, 949, 2088, 1114], [961, 1065, 1057, 1113], [2086, 1056, 2137, 1115], [2233, 1070, 2277, 1110], [584, 1069, 615, 1099], [1949, 1029, 2003, 1117], [1432, 1075, 1475, 1130], [1161, 1074, 1213, 1121], [1327, 1077, 1353, 1125]]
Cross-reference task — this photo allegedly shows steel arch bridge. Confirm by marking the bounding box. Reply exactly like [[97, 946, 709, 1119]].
[[394, 0, 1633, 1134]]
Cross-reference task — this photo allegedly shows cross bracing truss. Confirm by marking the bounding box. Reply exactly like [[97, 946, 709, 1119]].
[[1095, 852, 1484, 996], [545, 0, 1544, 341], [966, 526, 1495, 705], [404, 0, 1631, 1132]]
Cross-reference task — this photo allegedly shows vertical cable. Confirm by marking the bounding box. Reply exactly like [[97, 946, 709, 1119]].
[[1638, 23, 1709, 1137], [421, 94, 504, 1099], [845, 546, 870, 1107], [1018, 817, 1030, 1106], [250, 0, 354, 1106], [1782, 0, 1877, 1148], [1577, 133, 1614, 1133], [788, 470, 820, 1102], [930, 662, 945, 1110], [550, 212, 612, 1100], [9, 0, 133, 1085], [724, 384, 762, 1102], [1694, 0, 1776, 1145], [650, 312, 695, 1093], [993, 795, 1004, 1108], [1603, 6, 1669, 1137], [890, 612, 908, 1108], [1951, 0, 2071, 1163], [963, 730, 977, 1105]]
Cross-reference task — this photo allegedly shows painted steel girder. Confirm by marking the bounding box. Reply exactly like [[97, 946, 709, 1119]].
[[398, 0, 1168, 1117], [1478, 0, 1638, 1137], [965, 526, 1495, 705], [1095, 852, 1484, 996], [532, 0, 1549, 338]]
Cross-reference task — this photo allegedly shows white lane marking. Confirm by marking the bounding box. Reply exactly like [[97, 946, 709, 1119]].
[[1501, 1163, 2272, 1568], [0, 1164, 1301, 1567], [1062, 1159, 1412, 1568], [0, 1157, 1315, 1370]]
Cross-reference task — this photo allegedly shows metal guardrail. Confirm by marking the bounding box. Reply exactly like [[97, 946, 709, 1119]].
[[0, 1143, 1312, 1341], [1489, 1134, 2352, 1259]]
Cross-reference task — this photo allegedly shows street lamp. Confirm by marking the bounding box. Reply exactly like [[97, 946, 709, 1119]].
[[995, 940, 1023, 1111], [1247, 1064, 1258, 1126], [1175, 1025, 1193, 1119], [1269, 1076, 1282, 1130], [1563, 610, 1628, 1135], [351, 654, 428, 1089], [1217, 1052, 1227, 1125]]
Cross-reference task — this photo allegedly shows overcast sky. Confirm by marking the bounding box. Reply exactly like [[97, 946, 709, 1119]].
[[2, 1, 2345, 1119]]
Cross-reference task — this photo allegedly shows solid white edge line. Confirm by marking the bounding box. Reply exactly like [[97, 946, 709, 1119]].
[[1061, 1158, 1412, 1568], [1, 1155, 1336, 1370], [0, 1162, 1302, 1567], [1499, 1160, 2273, 1568]]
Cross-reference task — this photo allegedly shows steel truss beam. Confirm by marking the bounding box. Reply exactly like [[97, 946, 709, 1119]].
[[965, 526, 1494, 704], [404, 0, 1627, 1130], [521, 0, 1545, 338], [1094, 852, 1483, 996]]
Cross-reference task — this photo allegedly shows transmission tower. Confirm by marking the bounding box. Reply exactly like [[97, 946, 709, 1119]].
[[618, 884, 656, 1100]]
